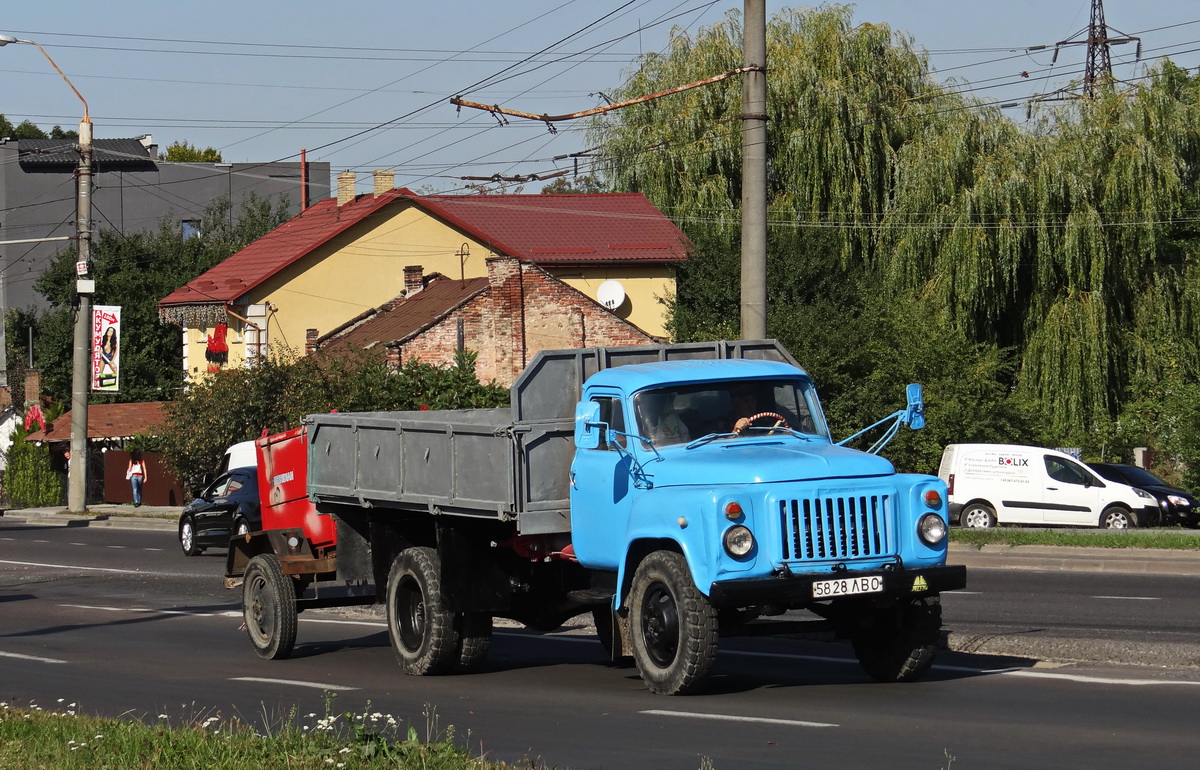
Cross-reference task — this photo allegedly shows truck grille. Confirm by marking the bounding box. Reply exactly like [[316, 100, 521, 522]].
[[779, 494, 892, 560]]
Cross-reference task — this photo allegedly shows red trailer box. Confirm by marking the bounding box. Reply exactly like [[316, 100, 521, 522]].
[[256, 427, 336, 549]]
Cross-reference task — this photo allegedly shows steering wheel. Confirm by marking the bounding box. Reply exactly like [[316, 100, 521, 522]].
[[734, 412, 789, 434]]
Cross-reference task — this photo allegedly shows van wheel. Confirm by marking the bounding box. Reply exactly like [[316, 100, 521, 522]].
[[1100, 506, 1136, 529], [961, 503, 997, 529]]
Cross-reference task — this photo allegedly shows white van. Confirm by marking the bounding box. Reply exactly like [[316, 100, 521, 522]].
[[219, 440, 258, 473], [938, 443, 1157, 529]]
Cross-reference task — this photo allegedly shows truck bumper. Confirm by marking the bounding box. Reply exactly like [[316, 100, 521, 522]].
[[706, 564, 967, 608]]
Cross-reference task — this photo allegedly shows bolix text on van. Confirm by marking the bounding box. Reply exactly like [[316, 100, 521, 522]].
[[938, 444, 1157, 529]]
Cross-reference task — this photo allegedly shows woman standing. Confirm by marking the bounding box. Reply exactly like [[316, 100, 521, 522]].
[[127, 449, 147, 507]]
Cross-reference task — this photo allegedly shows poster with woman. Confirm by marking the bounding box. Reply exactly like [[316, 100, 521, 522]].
[[92, 305, 121, 392]]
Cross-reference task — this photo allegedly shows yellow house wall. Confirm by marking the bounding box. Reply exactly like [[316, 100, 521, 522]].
[[182, 200, 677, 378], [547, 266, 673, 339]]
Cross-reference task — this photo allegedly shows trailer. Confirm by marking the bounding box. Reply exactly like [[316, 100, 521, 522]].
[[227, 340, 965, 694]]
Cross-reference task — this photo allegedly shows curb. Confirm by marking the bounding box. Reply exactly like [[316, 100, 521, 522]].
[[948, 542, 1200, 576]]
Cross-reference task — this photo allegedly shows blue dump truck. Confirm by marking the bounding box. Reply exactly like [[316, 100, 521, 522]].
[[228, 340, 965, 695]]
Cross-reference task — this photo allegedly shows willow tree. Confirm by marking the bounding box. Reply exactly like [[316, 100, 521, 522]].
[[881, 62, 1200, 439]]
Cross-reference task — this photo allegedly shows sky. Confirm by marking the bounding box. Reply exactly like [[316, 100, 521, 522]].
[[3, 1, 1198, 197]]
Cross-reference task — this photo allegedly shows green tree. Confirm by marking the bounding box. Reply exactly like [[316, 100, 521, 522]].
[[592, 4, 1200, 468], [29, 194, 292, 403], [157, 349, 508, 491], [0, 115, 77, 140], [2, 424, 64, 507], [158, 141, 223, 163], [540, 175, 605, 194]]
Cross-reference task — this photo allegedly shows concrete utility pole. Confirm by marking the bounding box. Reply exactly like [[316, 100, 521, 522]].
[[740, 0, 767, 340], [0, 34, 93, 511]]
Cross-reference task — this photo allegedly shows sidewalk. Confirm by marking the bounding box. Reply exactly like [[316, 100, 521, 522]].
[[1, 504, 179, 530]]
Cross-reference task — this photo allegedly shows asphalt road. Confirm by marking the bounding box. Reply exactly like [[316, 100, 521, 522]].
[[3, 517, 1200, 769]]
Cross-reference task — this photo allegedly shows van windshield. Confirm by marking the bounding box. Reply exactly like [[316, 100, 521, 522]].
[[633, 379, 829, 446]]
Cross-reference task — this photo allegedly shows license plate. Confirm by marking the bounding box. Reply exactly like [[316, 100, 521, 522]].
[[812, 575, 884, 598]]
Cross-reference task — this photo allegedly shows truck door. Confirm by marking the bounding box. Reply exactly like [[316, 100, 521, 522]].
[[1041, 454, 1102, 525], [569, 393, 634, 571]]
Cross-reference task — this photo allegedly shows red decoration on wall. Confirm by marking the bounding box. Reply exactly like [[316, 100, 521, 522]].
[[24, 404, 46, 434], [205, 322, 229, 367]]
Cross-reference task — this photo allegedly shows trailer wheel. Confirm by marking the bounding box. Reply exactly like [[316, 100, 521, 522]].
[[628, 550, 718, 695], [386, 547, 456, 675], [242, 554, 297, 660], [453, 613, 493, 673], [179, 514, 204, 556], [851, 595, 941, 683]]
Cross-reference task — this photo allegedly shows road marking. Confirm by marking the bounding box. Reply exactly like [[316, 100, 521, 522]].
[[105, 545, 127, 549], [144, 548, 163, 551], [61, 604, 241, 618], [0, 559, 142, 574], [70, 543, 87, 546], [0, 650, 67, 664], [231, 676, 358, 691], [32, 539, 49, 543], [1091, 595, 1160, 601], [641, 709, 836, 728]]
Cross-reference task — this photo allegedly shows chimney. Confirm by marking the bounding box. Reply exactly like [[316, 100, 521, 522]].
[[24, 369, 42, 406], [337, 171, 356, 207], [373, 169, 395, 196], [404, 265, 424, 295], [305, 328, 319, 356]]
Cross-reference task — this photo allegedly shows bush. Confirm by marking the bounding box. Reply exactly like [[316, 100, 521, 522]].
[[2, 427, 64, 507]]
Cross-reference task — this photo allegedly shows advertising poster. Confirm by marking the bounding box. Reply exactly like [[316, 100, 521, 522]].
[[92, 305, 120, 392]]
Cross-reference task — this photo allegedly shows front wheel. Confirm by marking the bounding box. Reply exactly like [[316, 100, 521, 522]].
[[179, 514, 204, 556], [1100, 506, 1136, 529], [234, 517, 251, 537], [242, 554, 298, 660], [851, 595, 942, 683], [961, 503, 997, 529], [386, 547, 457, 675], [628, 550, 718, 695]]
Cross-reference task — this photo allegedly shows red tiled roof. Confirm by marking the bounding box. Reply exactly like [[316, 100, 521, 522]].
[[159, 190, 688, 309], [417, 193, 690, 265], [322, 277, 490, 353], [25, 402, 169, 443]]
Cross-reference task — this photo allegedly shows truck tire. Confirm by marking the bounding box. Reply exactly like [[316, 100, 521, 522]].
[[592, 606, 634, 667], [386, 547, 456, 675], [961, 503, 997, 529], [179, 514, 204, 556], [453, 612, 493, 673], [1100, 506, 1135, 529], [628, 550, 718, 695], [242, 554, 298, 660], [851, 595, 941, 683]]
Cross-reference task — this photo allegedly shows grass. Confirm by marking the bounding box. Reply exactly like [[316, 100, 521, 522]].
[[950, 527, 1200, 550], [0, 697, 538, 770]]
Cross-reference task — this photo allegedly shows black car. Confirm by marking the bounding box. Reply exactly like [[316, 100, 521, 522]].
[[1086, 463, 1200, 528], [178, 466, 261, 555]]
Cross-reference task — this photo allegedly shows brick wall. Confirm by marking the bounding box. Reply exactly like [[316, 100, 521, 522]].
[[389, 256, 655, 386]]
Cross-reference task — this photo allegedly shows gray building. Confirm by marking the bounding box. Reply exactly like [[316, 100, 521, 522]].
[[0, 133, 330, 384]]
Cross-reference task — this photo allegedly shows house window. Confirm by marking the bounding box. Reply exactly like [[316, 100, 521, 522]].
[[181, 220, 200, 240]]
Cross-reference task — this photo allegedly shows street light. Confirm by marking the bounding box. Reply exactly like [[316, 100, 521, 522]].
[[1, 34, 94, 512]]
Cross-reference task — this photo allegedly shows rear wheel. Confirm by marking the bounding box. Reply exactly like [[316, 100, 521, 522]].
[[179, 515, 204, 556], [1100, 506, 1136, 529], [852, 595, 941, 682], [628, 551, 718, 695], [453, 612, 493, 673], [961, 503, 997, 529], [242, 554, 298, 660], [386, 547, 456, 675]]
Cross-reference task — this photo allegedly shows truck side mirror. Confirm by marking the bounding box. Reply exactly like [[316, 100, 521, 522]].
[[574, 401, 603, 449], [902, 383, 925, 430]]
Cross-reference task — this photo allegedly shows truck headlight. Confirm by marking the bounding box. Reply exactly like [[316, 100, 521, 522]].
[[917, 513, 947, 545], [723, 525, 754, 558]]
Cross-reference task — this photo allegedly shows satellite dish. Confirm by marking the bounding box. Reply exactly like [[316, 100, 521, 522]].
[[597, 280, 626, 310]]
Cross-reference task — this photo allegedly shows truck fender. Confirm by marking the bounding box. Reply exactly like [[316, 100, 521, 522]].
[[224, 531, 273, 588]]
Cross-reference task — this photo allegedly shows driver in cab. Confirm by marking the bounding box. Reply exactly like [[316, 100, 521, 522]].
[[729, 383, 788, 434]]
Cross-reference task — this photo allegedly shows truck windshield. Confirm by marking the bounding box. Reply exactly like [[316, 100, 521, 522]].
[[633, 379, 829, 446]]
